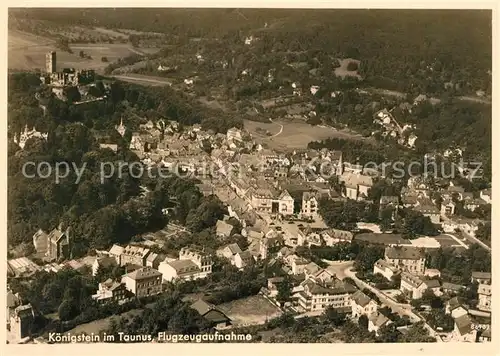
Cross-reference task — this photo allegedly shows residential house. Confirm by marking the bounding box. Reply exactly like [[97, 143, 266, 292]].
[[109, 244, 125, 264], [146, 252, 164, 270], [478, 328, 491, 343], [477, 276, 492, 312], [414, 200, 440, 224], [92, 256, 117, 277], [226, 127, 243, 142], [340, 173, 373, 201], [8, 304, 34, 341], [440, 199, 456, 216], [399, 273, 440, 300], [117, 245, 151, 267], [322, 228, 354, 245], [400, 273, 427, 299], [159, 246, 213, 282], [297, 277, 356, 313], [216, 243, 243, 262], [32, 229, 49, 256], [33, 225, 71, 262], [234, 250, 255, 270], [301, 191, 320, 218], [373, 259, 401, 281], [250, 187, 295, 216], [304, 262, 322, 279], [266, 277, 286, 298], [122, 267, 162, 297], [368, 312, 391, 335], [291, 255, 310, 275], [159, 259, 205, 282], [471, 271, 492, 285], [216, 220, 234, 238], [351, 290, 378, 318], [424, 269, 441, 278], [442, 282, 465, 295], [384, 246, 426, 274], [445, 297, 468, 319], [92, 278, 129, 304], [451, 314, 477, 342], [190, 299, 231, 330]]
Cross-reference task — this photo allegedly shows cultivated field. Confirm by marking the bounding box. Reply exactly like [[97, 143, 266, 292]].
[[244, 119, 366, 151], [218, 295, 282, 327], [8, 30, 159, 72]]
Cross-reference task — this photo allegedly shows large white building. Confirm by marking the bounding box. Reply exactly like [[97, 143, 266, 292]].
[[384, 246, 426, 275], [250, 188, 294, 216], [159, 246, 213, 282], [121, 267, 162, 298]]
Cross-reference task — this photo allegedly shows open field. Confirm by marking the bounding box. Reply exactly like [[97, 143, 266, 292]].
[[8, 30, 159, 72], [244, 119, 366, 151], [65, 308, 144, 336], [335, 58, 362, 79], [218, 295, 282, 327]]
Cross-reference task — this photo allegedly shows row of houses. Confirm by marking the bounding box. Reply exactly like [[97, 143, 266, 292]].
[[90, 244, 214, 304]]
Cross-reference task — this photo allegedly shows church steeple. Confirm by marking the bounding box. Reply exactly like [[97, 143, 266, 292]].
[[116, 117, 126, 137]]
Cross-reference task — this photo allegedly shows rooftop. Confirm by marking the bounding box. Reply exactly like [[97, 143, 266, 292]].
[[124, 266, 162, 280], [352, 290, 373, 307]]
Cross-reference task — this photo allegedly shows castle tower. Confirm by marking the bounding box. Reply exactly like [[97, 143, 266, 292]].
[[116, 117, 127, 137], [46, 51, 56, 73]]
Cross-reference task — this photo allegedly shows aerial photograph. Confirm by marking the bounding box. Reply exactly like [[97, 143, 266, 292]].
[[6, 8, 492, 344]]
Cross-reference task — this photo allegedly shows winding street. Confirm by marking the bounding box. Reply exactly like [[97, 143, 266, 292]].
[[342, 266, 443, 342]]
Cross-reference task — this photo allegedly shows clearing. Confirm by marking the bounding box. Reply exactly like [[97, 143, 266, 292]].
[[218, 295, 282, 327], [244, 119, 366, 151], [8, 30, 159, 73], [334, 58, 362, 79]]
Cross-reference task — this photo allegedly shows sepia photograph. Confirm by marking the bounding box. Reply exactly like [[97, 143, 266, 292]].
[[5, 5, 494, 347]]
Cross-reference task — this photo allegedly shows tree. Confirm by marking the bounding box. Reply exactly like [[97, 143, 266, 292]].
[[58, 299, 78, 321], [79, 50, 85, 58], [475, 222, 491, 243], [101, 56, 108, 62], [276, 277, 292, 304], [358, 314, 369, 329], [322, 306, 346, 327], [403, 210, 438, 238]]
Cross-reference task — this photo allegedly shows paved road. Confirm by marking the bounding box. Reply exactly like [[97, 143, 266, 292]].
[[441, 215, 491, 252], [343, 266, 442, 342], [111, 75, 172, 86]]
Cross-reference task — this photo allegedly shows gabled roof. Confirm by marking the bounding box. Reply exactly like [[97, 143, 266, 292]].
[[190, 299, 230, 323], [471, 271, 491, 280], [423, 278, 441, 289], [124, 267, 162, 280], [109, 244, 124, 255], [351, 290, 374, 307], [216, 220, 234, 236], [454, 314, 474, 335], [96, 256, 117, 268], [48, 227, 68, 244], [220, 243, 242, 255], [369, 312, 389, 327]]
